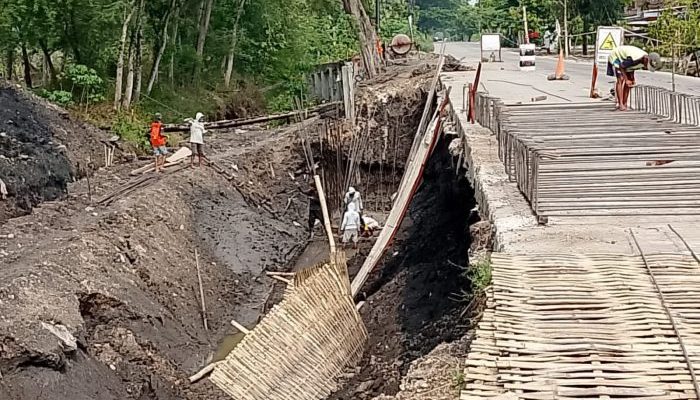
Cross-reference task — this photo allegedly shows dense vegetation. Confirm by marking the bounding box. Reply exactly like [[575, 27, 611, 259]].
[[0, 0, 430, 144], [648, 0, 700, 58], [0, 0, 696, 138]]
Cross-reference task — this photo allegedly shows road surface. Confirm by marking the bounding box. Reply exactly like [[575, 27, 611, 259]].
[[442, 41, 700, 104]]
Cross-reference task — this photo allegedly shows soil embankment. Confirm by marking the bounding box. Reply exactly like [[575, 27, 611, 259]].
[[0, 84, 106, 223], [0, 119, 310, 399]]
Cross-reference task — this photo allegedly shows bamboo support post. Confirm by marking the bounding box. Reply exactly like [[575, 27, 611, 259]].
[[314, 174, 336, 255], [195, 249, 208, 331], [188, 361, 222, 383]]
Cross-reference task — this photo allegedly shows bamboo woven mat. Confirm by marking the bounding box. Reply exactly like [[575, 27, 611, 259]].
[[461, 253, 700, 400], [210, 254, 367, 399]]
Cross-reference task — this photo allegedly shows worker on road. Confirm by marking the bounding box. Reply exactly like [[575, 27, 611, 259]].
[[149, 113, 168, 172], [187, 112, 207, 167], [607, 45, 661, 111], [340, 203, 361, 249]]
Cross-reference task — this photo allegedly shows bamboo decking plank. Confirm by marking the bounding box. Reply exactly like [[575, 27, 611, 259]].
[[461, 253, 700, 400]]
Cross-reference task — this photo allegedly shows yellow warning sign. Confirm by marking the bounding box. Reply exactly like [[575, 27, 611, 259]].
[[599, 33, 617, 50]]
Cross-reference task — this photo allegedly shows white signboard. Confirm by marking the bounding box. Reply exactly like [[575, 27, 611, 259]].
[[481, 34, 501, 51], [481, 33, 502, 62], [595, 26, 624, 68], [519, 43, 536, 71]]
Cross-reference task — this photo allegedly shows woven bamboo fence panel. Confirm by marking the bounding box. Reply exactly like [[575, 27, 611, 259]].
[[461, 253, 700, 400], [210, 254, 367, 399]]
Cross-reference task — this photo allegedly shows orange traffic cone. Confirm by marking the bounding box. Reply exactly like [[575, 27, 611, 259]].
[[547, 49, 569, 81]]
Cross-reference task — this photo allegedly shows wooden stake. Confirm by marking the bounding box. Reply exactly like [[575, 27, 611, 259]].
[[195, 249, 208, 331], [314, 174, 336, 255], [268, 274, 292, 285], [188, 361, 222, 383], [230, 319, 251, 335]]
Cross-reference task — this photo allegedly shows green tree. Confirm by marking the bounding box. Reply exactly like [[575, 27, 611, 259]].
[[649, 0, 700, 58]]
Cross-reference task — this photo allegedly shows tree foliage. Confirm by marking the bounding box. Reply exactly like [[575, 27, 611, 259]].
[[0, 0, 365, 115], [649, 0, 700, 57]]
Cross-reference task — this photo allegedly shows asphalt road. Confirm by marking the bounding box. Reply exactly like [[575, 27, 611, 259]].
[[441, 41, 700, 103]]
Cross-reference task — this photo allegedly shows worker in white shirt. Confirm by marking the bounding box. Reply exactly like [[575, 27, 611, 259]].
[[344, 187, 363, 212], [187, 112, 207, 167], [344, 186, 365, 231], [340, 203, 361, 249]]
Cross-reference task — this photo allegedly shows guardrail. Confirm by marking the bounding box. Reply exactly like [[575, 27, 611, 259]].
[[632, 85, 700, 127]]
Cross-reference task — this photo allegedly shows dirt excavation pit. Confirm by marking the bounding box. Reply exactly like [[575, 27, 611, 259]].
[[329, 134, 477, 399], [0, 58, 480, 400]]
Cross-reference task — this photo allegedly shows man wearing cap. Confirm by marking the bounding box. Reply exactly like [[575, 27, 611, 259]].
[[344, 187, 363, 213], [187, 112, 207, 167], [607, 45, 661, 111]]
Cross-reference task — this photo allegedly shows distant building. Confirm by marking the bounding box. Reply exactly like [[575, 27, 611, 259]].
[[624, 0, 685, 35]]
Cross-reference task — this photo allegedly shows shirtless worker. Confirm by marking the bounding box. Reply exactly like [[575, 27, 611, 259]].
[[149, 113, 168, 172], [607, 45, 661, 111]]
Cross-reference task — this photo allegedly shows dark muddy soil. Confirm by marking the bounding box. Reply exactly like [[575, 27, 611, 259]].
[[0, 83, 106, 222], [330, 137, 477, 399], [0, 124, 310, 400]]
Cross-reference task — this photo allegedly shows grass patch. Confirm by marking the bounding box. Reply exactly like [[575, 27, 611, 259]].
[[451, 365, 466, 390], [468, 254, 492, 293], [458, 253, 492, 303]]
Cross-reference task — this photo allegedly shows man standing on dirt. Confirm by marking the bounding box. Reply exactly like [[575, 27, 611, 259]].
[[149, 113, 168, 172], [300, 184, 323, 239], [344, 186, 364, 231], [187, 112, 207, 167], [607, 45, 660, 111], [340, 203, 361, 249]]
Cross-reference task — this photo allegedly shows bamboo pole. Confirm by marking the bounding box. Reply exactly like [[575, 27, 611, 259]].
[[189, 361, 222, 383], [314, 174, 336, 255], [230, 319, 251, 335], [195, 249, 208, 331]]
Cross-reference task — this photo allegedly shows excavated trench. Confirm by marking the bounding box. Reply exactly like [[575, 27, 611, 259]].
[[329, 135, 477, 399], [0, 63, 479, 400]]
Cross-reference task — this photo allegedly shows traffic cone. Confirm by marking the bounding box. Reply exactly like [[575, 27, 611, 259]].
[[547, 49, 569, 81]]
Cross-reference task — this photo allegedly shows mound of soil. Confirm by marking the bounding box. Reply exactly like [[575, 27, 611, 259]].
[[0, 83, 106, 222]]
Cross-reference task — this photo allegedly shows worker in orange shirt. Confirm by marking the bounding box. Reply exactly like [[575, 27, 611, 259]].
[[149, 113, 168, 172]]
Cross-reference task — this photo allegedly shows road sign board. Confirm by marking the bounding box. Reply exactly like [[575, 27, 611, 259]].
[[481, 33, 502, 62], [595, 26, 624, 68]]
